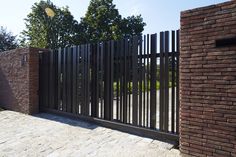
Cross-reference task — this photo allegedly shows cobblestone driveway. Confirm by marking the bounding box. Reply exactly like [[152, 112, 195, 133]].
[[0, 111, 180, 157]]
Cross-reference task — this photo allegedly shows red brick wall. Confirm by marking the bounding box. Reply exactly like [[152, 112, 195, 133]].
[[29, 48, 41, 114], [0, 48, 44, 114], [180, 1, 236, 157]]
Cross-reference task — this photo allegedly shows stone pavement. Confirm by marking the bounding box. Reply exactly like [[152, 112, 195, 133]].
[[0, 111, 181, 157]]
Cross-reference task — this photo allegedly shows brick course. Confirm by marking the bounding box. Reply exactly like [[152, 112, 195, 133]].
[[0, 48, 44, 114], [180, 1, 236, 157]]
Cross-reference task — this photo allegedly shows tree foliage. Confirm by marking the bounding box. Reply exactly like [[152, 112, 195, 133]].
[[21, 0, 146, 48], [79, 0, 146, 43], [0, 26, 18, 52], [121, 15, 145, 37], [20, 0, 79, 49]]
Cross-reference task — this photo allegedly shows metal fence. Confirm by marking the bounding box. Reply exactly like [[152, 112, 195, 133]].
[[39, 30, 180, 143]]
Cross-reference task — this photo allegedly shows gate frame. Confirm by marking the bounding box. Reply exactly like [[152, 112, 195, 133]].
[[39, 31, 180, 145]]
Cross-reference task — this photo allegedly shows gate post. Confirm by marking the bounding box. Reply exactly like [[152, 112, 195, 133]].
[[0, 47, 48, 114], [180, 1, 236, 156]]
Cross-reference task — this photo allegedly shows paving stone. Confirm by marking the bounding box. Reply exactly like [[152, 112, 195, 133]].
[[0, 111, 181, 157]]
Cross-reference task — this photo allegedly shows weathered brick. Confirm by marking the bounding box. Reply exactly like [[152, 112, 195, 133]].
[[0, 48, 45, 114], [180, 1, 236, 156]]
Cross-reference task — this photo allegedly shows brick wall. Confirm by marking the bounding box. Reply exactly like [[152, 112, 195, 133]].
[[29, 48, 41, 114], [180, 1, 236, 157], [0, 48, 43, 114]]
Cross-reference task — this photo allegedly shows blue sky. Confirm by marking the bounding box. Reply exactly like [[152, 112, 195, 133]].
[[0, 0, 228, 38]]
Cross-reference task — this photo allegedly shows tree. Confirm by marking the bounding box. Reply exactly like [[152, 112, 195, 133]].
[[120, 15, 146, 37], [20, 0, 79, 49], [0, 26, 18, 52], [79, 0, 146, 43]]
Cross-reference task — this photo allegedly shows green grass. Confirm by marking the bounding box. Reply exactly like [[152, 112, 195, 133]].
[[113, 81, 173, 93]]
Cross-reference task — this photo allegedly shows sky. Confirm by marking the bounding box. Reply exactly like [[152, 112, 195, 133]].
[[0, 0, 228, 38]]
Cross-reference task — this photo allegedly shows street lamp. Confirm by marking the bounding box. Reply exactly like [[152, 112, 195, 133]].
[[45, 7, 55, 49], [45, 7, 55, 18]]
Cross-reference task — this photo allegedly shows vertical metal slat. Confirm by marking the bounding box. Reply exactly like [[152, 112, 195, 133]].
[[132, 36, 138, 126], [171, 31, 176, 133], [159, 32, 164, 131], [164, 31, 169, 132], [150, 34, 157, 129], [176, 30, 180, 134]]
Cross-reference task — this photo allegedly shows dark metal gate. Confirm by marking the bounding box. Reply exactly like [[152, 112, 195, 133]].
[[39, 30, 180, 143]]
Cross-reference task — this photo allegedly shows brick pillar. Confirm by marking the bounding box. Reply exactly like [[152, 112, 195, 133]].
[[0, 48, 46, 114], [28, 48, 41, 114], [180, 1, 236, 157]]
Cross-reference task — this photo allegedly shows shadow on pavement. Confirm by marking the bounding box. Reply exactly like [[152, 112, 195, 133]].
[[34, 113, 98, 130]]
